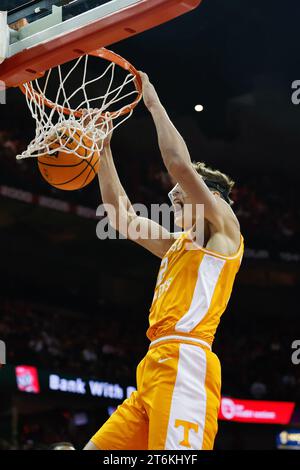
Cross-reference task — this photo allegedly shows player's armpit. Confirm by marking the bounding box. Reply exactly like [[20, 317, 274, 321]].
[[192, 198, 241, 256], [126, 215, 175, 258], [196, 225, 241, 257]]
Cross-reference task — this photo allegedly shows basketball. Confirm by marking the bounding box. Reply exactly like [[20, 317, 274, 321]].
[[37, 128, 100, 190]]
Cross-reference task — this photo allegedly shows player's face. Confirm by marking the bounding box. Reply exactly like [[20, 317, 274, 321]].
[[168, 183, 193, 228]]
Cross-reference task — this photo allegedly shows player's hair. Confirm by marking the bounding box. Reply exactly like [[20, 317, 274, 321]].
[[192, 161, 235, 205]]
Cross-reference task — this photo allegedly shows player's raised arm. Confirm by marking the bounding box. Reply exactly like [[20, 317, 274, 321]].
[[97, 129, 174, 258], [140, 72, 226, 231]]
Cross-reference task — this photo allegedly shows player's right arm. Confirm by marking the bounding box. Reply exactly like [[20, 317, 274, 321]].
[[98, 143, 174, 258]]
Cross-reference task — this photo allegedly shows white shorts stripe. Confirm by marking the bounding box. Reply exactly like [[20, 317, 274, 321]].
[[164, 343, 207, 450]]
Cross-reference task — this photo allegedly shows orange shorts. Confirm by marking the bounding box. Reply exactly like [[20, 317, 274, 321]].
[[91, 338, 221, 450]]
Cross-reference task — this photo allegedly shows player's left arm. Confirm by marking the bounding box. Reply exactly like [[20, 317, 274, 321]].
[[140, 72, 224, 231]]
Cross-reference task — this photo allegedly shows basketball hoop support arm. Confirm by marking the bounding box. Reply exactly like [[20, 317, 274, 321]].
[[0, 0, 202, 88]]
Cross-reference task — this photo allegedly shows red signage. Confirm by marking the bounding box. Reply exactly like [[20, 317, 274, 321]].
[[219, 397, 295, 424], [15, 366, 40, 394]]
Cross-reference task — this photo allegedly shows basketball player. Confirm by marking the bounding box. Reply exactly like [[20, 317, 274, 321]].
[[84, 72, 243, 450]]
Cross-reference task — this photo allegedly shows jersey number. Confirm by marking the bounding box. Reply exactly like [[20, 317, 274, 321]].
[[156, 257, 168, 287]]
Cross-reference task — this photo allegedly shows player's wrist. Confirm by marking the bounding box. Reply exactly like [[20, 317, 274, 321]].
[[102, 144, 112, 157]]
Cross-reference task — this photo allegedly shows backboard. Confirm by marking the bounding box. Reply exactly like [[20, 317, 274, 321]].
[[0, 0, 202, 88]]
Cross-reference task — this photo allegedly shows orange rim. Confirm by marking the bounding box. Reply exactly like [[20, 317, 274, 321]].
[[19, 48, 142, 119]]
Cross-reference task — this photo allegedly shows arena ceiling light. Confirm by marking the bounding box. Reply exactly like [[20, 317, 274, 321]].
[[194, 104, 204, 112]]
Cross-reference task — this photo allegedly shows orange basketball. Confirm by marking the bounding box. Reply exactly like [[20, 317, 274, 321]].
[[37, 128, 100, 190]]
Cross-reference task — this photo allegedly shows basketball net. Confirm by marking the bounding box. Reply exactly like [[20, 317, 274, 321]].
[[17, 49, 142, 160]]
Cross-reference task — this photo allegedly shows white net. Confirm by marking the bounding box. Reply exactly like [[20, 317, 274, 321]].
[[17, 52, 141, 160]]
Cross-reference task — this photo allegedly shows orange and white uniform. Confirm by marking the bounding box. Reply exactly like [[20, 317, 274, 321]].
[[91, 231, 244, 450]]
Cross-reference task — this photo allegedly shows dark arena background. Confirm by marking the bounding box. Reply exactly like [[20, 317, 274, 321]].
[[0, 0, 300, 452]]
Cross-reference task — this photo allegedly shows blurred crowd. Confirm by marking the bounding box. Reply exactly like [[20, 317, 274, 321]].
[[0, 298, 146, 384], [1, 297, 299, 405], [232, 180, 299, 251], [0, 129, 299, 252], [215, 317, 300, 404]]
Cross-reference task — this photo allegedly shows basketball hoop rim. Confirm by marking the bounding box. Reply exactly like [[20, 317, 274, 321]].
[[18, 48, 143, 118]]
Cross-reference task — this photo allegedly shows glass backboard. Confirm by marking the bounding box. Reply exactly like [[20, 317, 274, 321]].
[[0, 0, 202, 88]]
